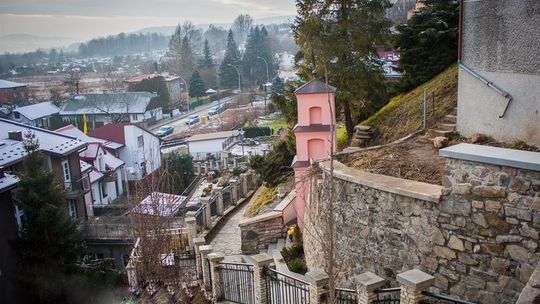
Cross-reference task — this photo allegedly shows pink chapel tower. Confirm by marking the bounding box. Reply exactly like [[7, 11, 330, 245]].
[[292, 80, 337, 231]]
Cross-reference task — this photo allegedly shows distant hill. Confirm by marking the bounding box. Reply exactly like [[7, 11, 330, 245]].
[[0, 33, 77, 53], [361, 65, 458, 145], [136, 15, 295, 36]]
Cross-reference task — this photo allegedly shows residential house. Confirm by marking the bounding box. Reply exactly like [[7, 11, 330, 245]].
[[89, 123, 162, 181], [187, 130, 241, 161], [59, 92, 163, 131], [56, 125, 125, 207], [0, 79, 28, 105], [126, 72, 183, 105], [10, 102, 60, 129], [457, 0, 540, 146], [376, 47, 403, 82]]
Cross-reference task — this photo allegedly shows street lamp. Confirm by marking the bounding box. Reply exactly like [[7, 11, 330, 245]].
[[227, 64, 241, 93], [239, 128, 245, 161], [177, 75, 190, 113], [257, 56, 271, 106]]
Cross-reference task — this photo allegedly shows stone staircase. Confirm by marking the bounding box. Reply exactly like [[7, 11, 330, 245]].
[[350, 125, 373, 147], [425, 107, 457, 139]]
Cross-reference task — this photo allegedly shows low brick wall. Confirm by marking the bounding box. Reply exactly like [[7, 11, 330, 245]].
[[239, 211, 286, 254]]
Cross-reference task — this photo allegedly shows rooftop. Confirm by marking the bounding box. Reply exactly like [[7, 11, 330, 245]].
[[56, 124, 124, 150], [0, 118, 87, 167], [295, 79, 337, 95], [0, 79, 27, 89], [13, 102, 60, 121], [60, 92, 158, 115], [132, 192, 187, 216], [126, 72, 180, 83], [187, 130, 240, 142]]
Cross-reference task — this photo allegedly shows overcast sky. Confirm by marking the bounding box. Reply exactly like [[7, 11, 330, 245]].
[[0, 0, 297, 40]]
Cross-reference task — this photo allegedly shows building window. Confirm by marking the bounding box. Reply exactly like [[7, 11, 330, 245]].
[[97, 157, 105, 171], [14, 112, 20, 119], [137, 135, 144, 148], [61, 160, 71, 189], [14, 204, 25, 234], [68, 200, 77, 219], [133, 114, 138, 121]]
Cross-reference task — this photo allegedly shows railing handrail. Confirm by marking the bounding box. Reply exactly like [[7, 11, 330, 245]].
[[422, 291, 477, 304], [219, 261, 254, 267], [265, 267, 310, 285], [335, 287, 356, 293]]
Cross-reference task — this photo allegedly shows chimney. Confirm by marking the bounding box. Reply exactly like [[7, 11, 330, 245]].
[[8, 130, 23, 141]]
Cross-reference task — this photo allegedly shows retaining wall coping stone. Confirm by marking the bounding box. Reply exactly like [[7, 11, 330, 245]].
[[193, 237, 206, 245], [199, 245, 212, 254], [185, 217, 196, 224], [239, 211, 283, 227], [397, 269, 435, 290], [251, 253, 273, 266], [355, 272, 387, 291], [440, 143, 540, 171], [273, 190, 296, 212], [208, 252, 225, 262], [305, 268, 329, 284], [319, 160, 443, 203]]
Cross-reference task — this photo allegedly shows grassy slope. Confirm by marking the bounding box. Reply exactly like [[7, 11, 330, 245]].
[[362, 65, 458, 145]]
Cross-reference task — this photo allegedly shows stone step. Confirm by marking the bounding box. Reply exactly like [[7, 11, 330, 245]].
[[355, 130, 372, 137], [438, 123, 456, 131], [355, 134, 372, 140], [426, 129, 454, 138], [276, 238, 286, 252], [267, 243, 276, 254], [442, 115, 457, 124], [354, 125, 372, 131]]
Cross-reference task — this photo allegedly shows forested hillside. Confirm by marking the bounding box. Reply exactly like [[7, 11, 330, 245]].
[[78, 33, 169, 57]]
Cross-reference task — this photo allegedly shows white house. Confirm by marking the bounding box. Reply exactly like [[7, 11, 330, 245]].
[[10, 102, 60, 129], [56, 124, 125, 206], [187, 130, 240, 161], [89, 123, 162, 181], [59, 92, 163, 131]]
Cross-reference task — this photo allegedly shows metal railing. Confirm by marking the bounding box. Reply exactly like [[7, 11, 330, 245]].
[[218, 262, 255, 304], [265, 267, 310, 304], [420, 291, 476, 304], [222, 186, 232, 210], [194, 206, 207, 232], [331, 287, 357, 304], [373, 287, 401, 304]]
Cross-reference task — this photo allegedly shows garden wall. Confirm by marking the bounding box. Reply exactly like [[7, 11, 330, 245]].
[[239, 211, 286, 254], [304, 144, 540, 303]]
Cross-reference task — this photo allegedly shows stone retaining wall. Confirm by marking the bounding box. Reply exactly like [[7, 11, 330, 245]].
[[305, 151, 540, 303], [239, 211, 286, 254]]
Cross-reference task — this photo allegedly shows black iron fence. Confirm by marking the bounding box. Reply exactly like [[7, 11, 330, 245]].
[[222, 186, 232, 210], [331, 287, 357, 304], [420, 291, 477, 304], [373, 287, 401, 304], [265, 267, 310, 304], [194, 206, 207, 232], [141, 250, 199, 285], [218, 262, 255, 304], [210, 196, 218, 216]]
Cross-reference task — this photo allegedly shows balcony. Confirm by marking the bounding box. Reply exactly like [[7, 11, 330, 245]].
[[102, 169, 118, 183], [64, 179, 90, 198]]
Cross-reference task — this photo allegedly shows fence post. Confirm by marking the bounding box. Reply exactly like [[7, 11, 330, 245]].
[[193, 237, 206, 277], [201, 197, 212, 229], [196, 162, 202, 175], [126, 259, 138, 291], [305, 268, 330, 304], [215, 186, 224, 215], [355, 272, 387, 304], [251, 253, 273, 304], [199, 244, 213, 290], [185, 216, 197, 247], [231, 179, 238, 205], [241, 173, 249, 195], [203, 162, 208, 174], [396, 269, 435, 304], [208, 252, 225, 300]]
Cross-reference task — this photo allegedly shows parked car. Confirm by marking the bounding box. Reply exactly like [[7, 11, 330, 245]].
[[208, 106, 220, 116], [156, 125, 174, 137], [185, 115, 200, 125]]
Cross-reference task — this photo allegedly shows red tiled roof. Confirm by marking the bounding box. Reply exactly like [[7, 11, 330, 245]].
[[88, 123, 126, 144]]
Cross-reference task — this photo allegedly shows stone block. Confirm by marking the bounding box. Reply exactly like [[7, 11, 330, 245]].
[[509, 176, 531, 193], [485, 200, 502, 212], [470, 268, 498, 281], [396, 269, 435, 290], [422, 257, 439, 272], [355, 272, 386, 291], [440, 199, 471, 216], [472, 213, 489, 228], [472, 200, 484, 209], [506, 245, 531, 263], [434, 246, 456, 260], [472, 185, 506, 198], [519, 223, 539, 239], [463, 275, 486, 289], [505, 207, 532, 221], [458, 253, 478, 266], [433, 136, 449, 149], [523, 239, 538, 251], [478, 291, 497, 304], [506, 217, 520, 225], [495, 235, 523, 243], [519, 263, 535, 283], [485, 212, 511, 232], [430, 227, 445, 246], [532, 197, 540, 211], [480, 243, 505, 256], [434, 273, 449, 290], [454, 183, 471, 195], [448, 235, 465, 251]]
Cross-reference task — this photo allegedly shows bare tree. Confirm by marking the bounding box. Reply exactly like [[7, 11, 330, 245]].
[[90, 94, 131, 123], [232, 14, 254, 47], [63, 68, 83, 95], [101, 69, 126, 92]]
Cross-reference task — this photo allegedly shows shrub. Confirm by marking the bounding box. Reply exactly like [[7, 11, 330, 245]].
[[243, 126, 272, 138], [282, 244, 304, 258], [287, 258, 307, 274], [232, 166, 244, 176]]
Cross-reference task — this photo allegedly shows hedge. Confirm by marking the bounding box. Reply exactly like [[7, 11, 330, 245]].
[[243, 127, 272, 138]]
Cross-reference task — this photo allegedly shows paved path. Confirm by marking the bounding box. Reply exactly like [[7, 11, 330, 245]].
[[209, 201, 251, 257]]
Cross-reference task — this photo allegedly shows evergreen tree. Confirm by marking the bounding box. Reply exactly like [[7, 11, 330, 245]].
[[395, 0, 459, 91], [15, 131, 84, 266], [199, 39, 218, 88], [200, 39, 214, 68], [294, 0, 392, 136], [163, 152, 194, 194], [188, 70, 206, 100], [128, 76, 172, 112], [219, 30, 242, 89], [180, 35, 196, 78], [272, 76, 285, 95], [242, 26, 274, 87]]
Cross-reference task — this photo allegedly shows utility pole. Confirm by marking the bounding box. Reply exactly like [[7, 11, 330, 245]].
[[227, 64, 241, 93]]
